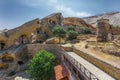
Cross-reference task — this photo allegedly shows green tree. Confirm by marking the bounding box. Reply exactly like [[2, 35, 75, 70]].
[[52, 27, 66, 43], [83, 27, 92, 34], [68, 30, 79, 40], [79, 27, 92, 34], [67, 27, 75, 31], [27, 50, 56, 80]]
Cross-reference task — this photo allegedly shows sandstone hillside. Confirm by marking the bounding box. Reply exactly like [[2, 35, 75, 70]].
[[63, 17, 96, 31]]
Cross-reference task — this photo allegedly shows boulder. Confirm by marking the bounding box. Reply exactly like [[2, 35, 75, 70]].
[[45, 38, 58, 44]]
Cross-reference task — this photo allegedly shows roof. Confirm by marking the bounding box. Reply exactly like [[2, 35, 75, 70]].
[[54, 64, 69, 80]]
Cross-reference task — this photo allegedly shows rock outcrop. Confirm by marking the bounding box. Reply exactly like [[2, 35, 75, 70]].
[[83, 12, 120, 27], [62, 17, 96, 32], [0, 13, 63, 49]]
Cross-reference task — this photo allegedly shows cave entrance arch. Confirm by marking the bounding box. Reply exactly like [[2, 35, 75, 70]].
[[19, 35, 29, 44], [0, 41, 6, 50]]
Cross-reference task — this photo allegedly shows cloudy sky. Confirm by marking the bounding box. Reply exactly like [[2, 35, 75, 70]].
[[0, 0, 120, 30]]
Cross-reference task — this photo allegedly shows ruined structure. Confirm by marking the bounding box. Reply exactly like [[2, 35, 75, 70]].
[[97, 18, 120, 42], [97, 19, 111, 42]]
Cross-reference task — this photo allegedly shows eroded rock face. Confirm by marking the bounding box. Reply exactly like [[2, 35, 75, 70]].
[[62, 17, 96, 32], [41, 13, 63, 27], [83, 12, 120, 27], [45, 38, 58, 44], [0, 13, 64, 49], [0, 63, 9, 70], [1, 54, 15, 62]]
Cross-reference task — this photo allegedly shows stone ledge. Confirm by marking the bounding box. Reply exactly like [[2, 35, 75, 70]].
[[73, 47, 120, 80]]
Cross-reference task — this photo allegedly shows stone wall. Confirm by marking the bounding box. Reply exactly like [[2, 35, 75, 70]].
[[97, 19, 111, 42], [97, 19, 120, 42], [62, 46, 120, 79], [26, 44, 65, 64], [62, 46, 73, 51], [72, 47, 120, 80]]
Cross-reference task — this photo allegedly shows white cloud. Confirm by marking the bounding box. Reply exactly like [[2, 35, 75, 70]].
[[49, 0, 58, 4], [55, 5, 91, 17], [22, 0, 91, 17], [76, 12, 91, 17]]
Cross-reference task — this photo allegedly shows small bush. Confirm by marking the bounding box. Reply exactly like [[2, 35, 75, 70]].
[[27, 50, 56, 80], [67, 27, 75, 31], [79, 27, 92, 34], [68, 30, 78, 40]]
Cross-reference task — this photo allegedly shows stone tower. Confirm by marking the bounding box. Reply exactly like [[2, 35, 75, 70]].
[[97, 19, 112, 42]]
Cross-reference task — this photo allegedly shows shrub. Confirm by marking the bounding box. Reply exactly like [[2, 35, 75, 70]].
[[27, 50, 56, 80], [68, 30, 78, 40], [79, 27, 92, 34], [8, 71, 16, 76], [52, 27, 66, 43], [67, 27, 75, 31]]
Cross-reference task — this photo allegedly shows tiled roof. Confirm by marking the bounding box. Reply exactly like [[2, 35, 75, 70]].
[[54, 64, 69, 80]]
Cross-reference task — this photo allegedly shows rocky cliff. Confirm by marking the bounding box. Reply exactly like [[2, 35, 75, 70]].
[[62, 17, 96, 31], [83, 12, 120, 27]]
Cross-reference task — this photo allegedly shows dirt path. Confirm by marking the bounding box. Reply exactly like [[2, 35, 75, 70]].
[[75, 41, 120, 69]]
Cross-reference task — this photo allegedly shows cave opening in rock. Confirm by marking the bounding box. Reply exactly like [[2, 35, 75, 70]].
[[0, 41, 6, 50], [17, 61, 24, 65]]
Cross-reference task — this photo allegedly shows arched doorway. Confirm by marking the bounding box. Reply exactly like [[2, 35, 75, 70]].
[[19, 35, 29, 44], [0, 41, 6, 50]]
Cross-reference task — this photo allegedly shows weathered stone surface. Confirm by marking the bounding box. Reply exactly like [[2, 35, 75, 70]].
[[97, 19, 111, 42], [0, 63, 9, 70], [62, 17, 96, 32], [97, 18, 120, 42], [83, 12, 120, 27], [0, 13, 63, 49], [45, 38, 58, 44], [15, 76, 29, 80]]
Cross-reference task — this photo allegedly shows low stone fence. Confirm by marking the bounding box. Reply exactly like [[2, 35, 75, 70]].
[[62, 46, 73, 51], [63, 46, 120, 80]]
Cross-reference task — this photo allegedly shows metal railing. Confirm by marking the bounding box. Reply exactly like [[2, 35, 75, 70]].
[[63, 52, 99, 80]]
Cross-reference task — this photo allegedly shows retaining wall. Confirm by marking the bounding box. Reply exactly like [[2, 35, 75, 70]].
[[72, 47, 120, 80]]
